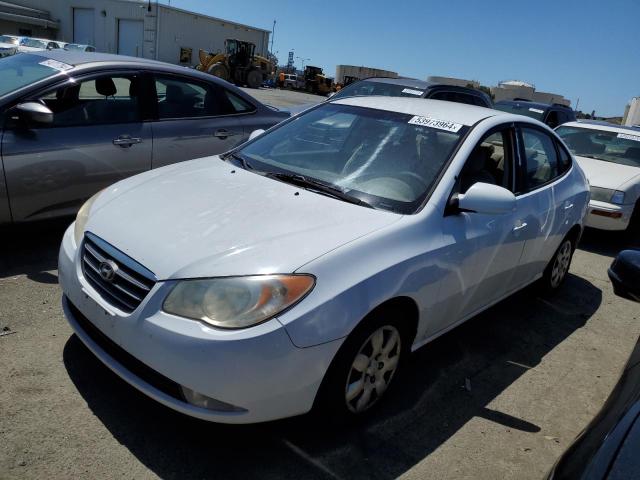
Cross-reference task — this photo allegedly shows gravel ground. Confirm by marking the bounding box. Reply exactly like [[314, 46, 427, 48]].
[[1, 89, 640, 479]]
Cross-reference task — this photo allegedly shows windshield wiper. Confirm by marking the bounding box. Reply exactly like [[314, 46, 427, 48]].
[[224, 152, 255, 170], [266, 172, 374, 209]]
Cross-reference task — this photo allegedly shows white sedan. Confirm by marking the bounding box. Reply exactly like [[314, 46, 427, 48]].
[[59, 97, 589, 423], [556, 122, 640, 230]]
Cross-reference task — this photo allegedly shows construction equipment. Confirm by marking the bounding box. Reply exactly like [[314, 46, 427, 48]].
[[303, 66, 333, 95], [196, 39, 273, 89]]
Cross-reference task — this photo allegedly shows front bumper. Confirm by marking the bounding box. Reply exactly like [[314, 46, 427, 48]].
[[584, 200, 634, 231], [59, 224, 341, 423]]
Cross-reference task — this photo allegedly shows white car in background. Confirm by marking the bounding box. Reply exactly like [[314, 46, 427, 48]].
[[0, 34, 19, 57], [17, 37, 63, 52], [556, 122, 640, 230], [59, 98, 589, 423]]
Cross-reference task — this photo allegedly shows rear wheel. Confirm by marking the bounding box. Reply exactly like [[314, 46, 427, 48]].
[[314, 308, 411, 420], [541, 237, 574, 292], [246, 69, 262, 89]]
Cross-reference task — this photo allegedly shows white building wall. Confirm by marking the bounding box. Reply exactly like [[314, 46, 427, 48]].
[[624, 98, 640, 126], [12, 0, 269, 66]]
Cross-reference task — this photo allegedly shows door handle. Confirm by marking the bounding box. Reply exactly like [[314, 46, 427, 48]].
[[513, 222, 528, 232], [564, 203, 574, 210], [213, 129, 237, 139], [113, 136, 142, 147]]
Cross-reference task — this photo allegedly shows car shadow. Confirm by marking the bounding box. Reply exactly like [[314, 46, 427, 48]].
[[0, 218, 71, 283], [63, 273, 601, 480], [578, 227, 640, 258]]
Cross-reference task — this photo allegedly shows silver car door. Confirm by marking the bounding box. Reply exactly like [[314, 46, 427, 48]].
[[149, 74, 244, 169], [2, 72, 151, 222]]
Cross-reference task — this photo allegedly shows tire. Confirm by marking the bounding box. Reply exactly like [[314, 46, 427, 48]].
[[540, 236, 575, 292], [246, 70, 262, 89], [314, 308, 411, 421], [207, 62, 228, 81]]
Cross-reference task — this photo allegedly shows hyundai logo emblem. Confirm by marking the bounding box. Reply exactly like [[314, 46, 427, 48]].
[[98, 260, 118, 282]]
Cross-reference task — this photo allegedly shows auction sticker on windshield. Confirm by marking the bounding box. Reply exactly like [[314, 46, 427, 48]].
[[529, 108, 544, 114], [402, 88, 424, 96], [408, 115, 463, 133], [617, 133, 640, 142], [39, 59, 73, 72]]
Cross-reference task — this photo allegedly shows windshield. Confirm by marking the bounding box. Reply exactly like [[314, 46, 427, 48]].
[[236, 104, 468, 214], [20, 38, 47, 49], [556, 126, 640, 167], [0, 35, 18, 45], [494, 102, 545, 120], [0, 54, 66, 98], [332, 80, 426, 100]]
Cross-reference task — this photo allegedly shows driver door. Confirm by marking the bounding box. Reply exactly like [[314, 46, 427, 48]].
[[425, 125, 527, 337]]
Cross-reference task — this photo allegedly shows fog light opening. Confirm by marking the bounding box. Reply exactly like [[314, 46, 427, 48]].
[[180, 386, 247, 413]]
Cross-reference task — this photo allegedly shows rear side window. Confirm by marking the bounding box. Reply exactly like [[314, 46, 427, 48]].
[[154, 75, 255, 118], [520, 127, 559, 189]]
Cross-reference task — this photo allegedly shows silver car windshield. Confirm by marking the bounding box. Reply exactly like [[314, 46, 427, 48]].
[[237, 103, 468, 214], [0, 54, 65, 98], [332, 80, 425, 100], [556, 126, 640, 167]]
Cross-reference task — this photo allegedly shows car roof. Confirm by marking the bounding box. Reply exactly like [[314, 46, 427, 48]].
[[26, 49, 169, 67], [359, 77, 433, 89], [495, 99, 572, 110], [332, 96, 501, 126], [560, 121, 640, 135]]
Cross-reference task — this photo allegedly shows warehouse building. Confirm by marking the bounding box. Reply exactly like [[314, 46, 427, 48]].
[[335, 65, 398, 84], [2, 0, 270, 66], [491, 80, 570, 106]]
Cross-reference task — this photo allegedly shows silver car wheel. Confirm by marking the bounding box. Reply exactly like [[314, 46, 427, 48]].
[[550, 240, 572, 288], [345, 325, 401, 413]]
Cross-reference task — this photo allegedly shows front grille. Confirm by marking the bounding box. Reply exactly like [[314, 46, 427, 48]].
[[67, 298, 183, 401], [81, 233, 156, 313]]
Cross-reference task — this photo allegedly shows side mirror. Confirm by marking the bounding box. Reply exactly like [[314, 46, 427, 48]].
[[248, 129, 265, 141], [608, 250, 640, 302], [14, 102, 53, 125], [456, 182, 516, 215]]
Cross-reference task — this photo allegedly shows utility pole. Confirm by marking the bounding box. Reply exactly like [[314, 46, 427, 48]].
[[296, 56, 310, 70], [575, 97, 580, 112], [270, 20, 276, 54]]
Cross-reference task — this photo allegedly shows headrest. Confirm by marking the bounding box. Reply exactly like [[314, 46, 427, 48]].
[[95, 77, 117, 97], [625, 146, 640, 160], [465, 146, 491, 173], [166, 84, 184, 102]]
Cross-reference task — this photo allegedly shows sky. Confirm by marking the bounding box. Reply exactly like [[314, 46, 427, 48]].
[[158, 0, 640, 117]]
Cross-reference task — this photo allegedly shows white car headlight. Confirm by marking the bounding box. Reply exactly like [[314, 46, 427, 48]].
[[610, 190, 625, 205], [163, 274, 315, 329], [74, 190, 103, 246]]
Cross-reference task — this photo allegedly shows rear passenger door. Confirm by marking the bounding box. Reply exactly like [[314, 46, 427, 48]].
[[149, 74, 247, 168], [510, 125, 570, 285], [2, 72, 151, 221]]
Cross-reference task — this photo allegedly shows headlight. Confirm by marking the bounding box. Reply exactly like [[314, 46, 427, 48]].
[[610, 190, 625, 205], [73, 190, 103, 245], [590, 187, 625, 205], [163, 274, 315, 329]]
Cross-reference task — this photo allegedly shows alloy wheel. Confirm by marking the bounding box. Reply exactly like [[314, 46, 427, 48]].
[[550, 240, 572, 288], [344, 325, 402, 413]]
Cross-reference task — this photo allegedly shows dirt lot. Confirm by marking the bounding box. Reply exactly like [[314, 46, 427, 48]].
[[1, 88, 640, 479]]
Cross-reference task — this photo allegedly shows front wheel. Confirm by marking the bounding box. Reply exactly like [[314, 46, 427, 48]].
[[246, 70, 262, 89], [541, 238, 574, 292], [314, 311, 409, 420]]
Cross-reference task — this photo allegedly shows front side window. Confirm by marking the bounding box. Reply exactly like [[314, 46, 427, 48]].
[[459, 129, 513, 194], [36, 74, 141, 127], [521, 127, 559, 189], [556, 126, 640, 167], [332, 81, 426, 100], [234, 104, 468, 214], [154, 76, 241, 118]]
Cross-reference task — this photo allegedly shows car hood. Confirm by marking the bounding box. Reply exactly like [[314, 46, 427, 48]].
[[574, 156, 640, 190], [86, 156, 401, 280]]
